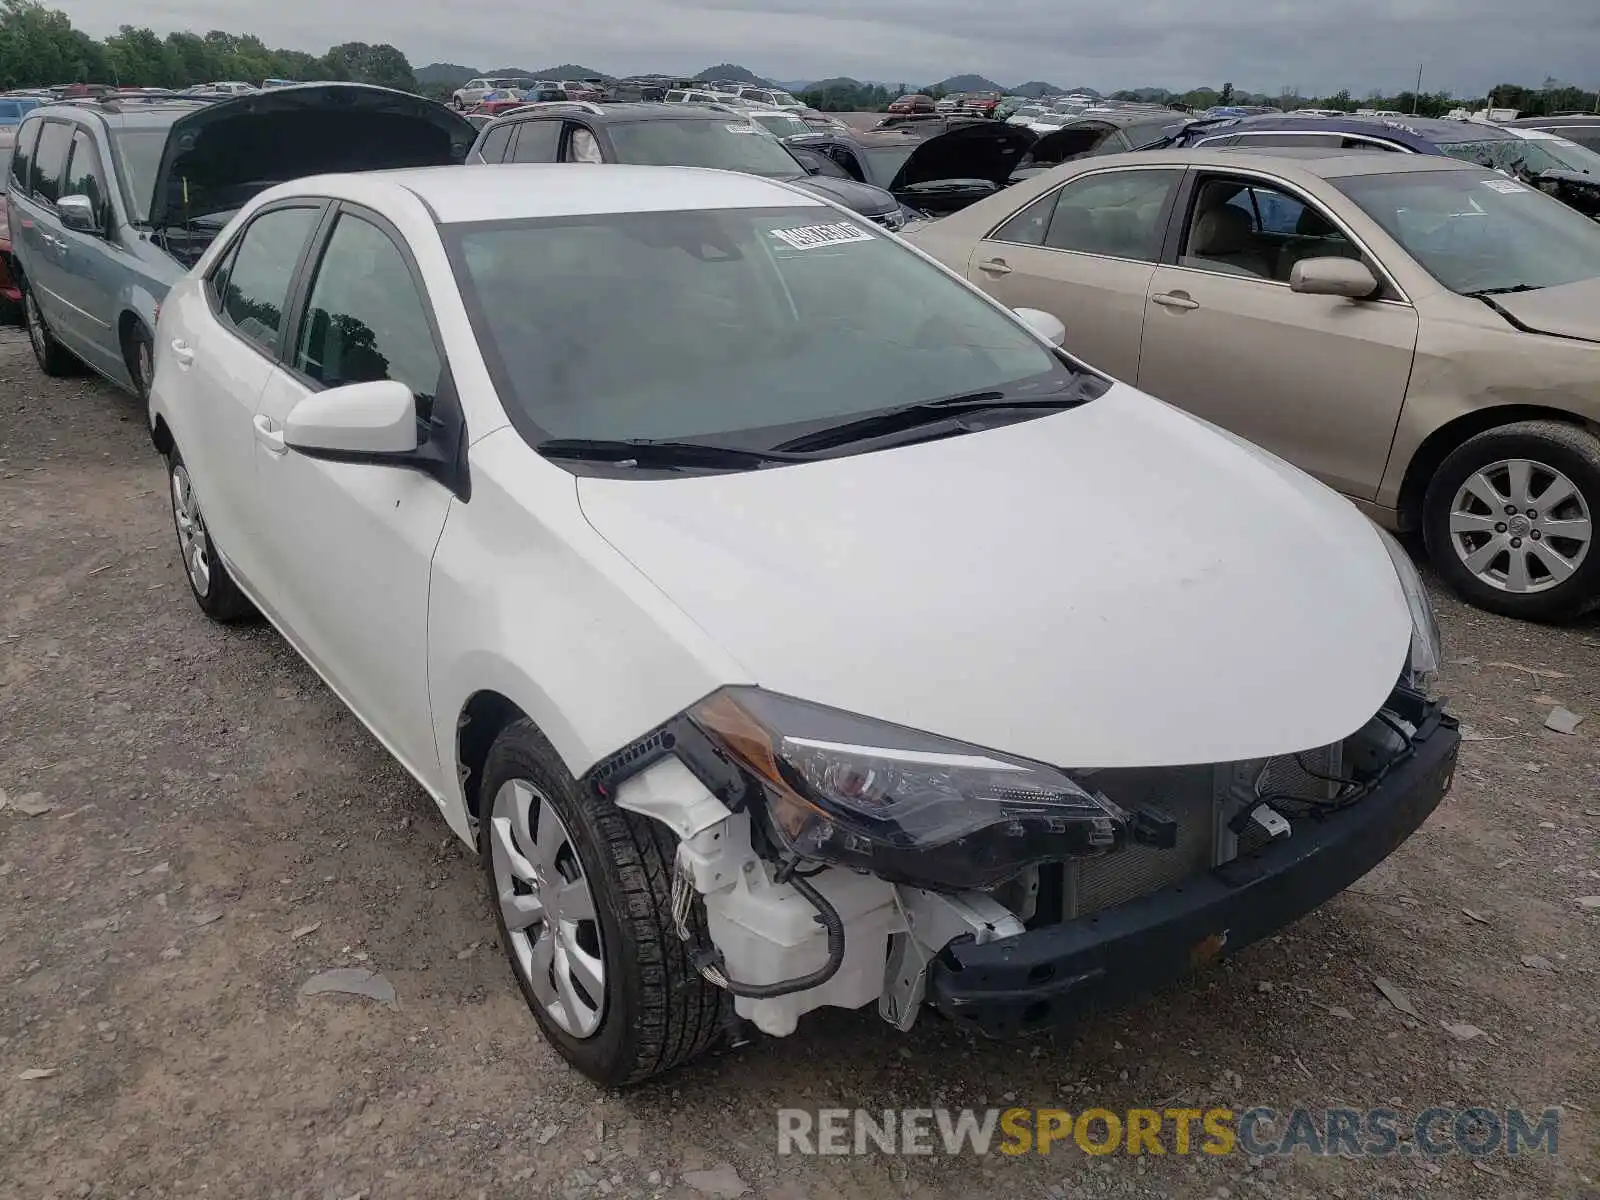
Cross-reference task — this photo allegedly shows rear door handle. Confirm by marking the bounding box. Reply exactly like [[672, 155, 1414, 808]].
[[1151, 292, 1199, 311], [977, 257, 1013, 276], [252, 414, 287, 456], [169, 339, 196, 369]]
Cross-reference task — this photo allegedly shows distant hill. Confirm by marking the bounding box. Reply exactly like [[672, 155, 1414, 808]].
[[522, 64, 613, 81], [415, 62, 478, 86], [932, 74, 1003, 93], [696, 63, 770, 86], [773, 80, 813, 93], [804, 76, 867, 91], [1013, 80, 1061, 98]]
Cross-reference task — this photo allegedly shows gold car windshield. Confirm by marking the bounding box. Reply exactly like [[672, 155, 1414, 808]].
[[1336, 168, 1600, 295]]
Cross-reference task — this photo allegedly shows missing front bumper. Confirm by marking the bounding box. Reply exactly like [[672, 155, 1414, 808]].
[[924, 708, 1460, 1037]]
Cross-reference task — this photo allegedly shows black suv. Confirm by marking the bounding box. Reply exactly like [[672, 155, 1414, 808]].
[[466, 102, 910, 229]]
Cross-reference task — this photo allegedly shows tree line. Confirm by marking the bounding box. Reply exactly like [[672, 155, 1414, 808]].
[[0, 0, 416, 92], [3, 0, 1594, 119]]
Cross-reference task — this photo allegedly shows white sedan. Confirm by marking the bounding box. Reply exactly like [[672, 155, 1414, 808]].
[[147, 164, 1459, 1085]]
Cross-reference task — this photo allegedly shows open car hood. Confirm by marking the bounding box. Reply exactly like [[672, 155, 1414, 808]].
[[788, 175, 899, 218], [1030, 123, 1116, 164], [148, 83, 475, 228], [1489, 277, 1600, 343], [888, 122, 1037, 192]]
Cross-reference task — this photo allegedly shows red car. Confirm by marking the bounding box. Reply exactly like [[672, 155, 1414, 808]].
[[0, 126, 18, 312], [887, 93, 935, 114], [962, 92, 1002, 117], [472, 90, 531, 117]]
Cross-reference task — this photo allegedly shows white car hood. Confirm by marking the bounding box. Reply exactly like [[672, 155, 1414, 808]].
[[576, 384, 1413, 768]]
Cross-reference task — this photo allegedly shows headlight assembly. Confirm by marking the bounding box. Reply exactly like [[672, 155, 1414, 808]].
[[689, 687, 1126, 890], [1374, 525, 1441, 692]]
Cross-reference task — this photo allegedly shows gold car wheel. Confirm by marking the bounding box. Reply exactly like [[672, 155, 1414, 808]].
[[1448, 457, 1593, 594]]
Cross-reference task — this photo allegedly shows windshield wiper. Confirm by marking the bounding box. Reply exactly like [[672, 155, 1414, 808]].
[[1466, 283, 1543, 297], [771, 388, 1090, 453], [536, 438, 816, 470]]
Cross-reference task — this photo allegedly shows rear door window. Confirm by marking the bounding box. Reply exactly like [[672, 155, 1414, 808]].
[[216, 205, 322, 356], [1037, 169, 1182, 260], [8, 118, 40, 194], [29, 120, 72, 205], [510, 121, 561, 162]]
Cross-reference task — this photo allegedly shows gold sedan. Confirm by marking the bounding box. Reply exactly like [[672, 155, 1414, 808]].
[[907, 148, 1600, 621]]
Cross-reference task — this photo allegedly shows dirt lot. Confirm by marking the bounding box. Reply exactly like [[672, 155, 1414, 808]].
[[1, 323, 1597, 1200]]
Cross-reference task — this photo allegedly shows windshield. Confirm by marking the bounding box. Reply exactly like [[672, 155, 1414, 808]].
[[445, 206, 1078, 452], [862, 144, 916, 185], [1511, 132, 1600, 175], [607, 119, 802, 178], [109, 126, 169, 222], [1334, 168, 1600, 295], [0, 99, 37, 124], [771, 92, 800, 107], [752, 113, 809, 138], [1036, 114, 1071, 127]]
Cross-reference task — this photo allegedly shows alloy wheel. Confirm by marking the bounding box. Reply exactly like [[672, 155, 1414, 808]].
[[170, 463, 213, 596], [489, 778, 606, 1038], [1448, 457, 1593, 594]]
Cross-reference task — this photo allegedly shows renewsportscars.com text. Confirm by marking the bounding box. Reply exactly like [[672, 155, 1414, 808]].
[[775, 1106, 1561, 1158]]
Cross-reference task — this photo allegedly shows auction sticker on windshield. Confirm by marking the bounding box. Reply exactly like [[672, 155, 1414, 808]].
[[1483, 178, 1531, 194], [770, 221, 875, 250]]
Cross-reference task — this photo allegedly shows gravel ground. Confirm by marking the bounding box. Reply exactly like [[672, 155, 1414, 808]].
[[2, 323, 1598, 1200]]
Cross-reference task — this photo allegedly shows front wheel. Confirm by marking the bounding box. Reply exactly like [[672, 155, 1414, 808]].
[[479, 719, 726, 1086], [1422, 420, 1600, 621]]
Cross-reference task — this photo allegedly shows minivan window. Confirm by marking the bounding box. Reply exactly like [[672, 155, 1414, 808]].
[[29, 120, 71, 204], [606, 119, 801, 177], [62, 130, 109, 227], [446, 206, 1090, 450], [8, 119, 38, 193], [1334, 168, 1600, 295], [477, 124, 512, 162]]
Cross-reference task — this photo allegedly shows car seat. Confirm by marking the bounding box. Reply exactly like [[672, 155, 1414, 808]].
[[1183, 204, 1275, 278], [1275, 208, 1363, 282]]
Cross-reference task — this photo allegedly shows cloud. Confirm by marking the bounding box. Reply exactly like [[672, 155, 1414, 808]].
[[64, 0, 1600, 95]]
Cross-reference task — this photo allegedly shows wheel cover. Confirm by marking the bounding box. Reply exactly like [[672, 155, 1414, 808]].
[[25, 292, 47, 362], [489, 779, 606, 1038], [169, 463, 212, 596], [136, 340, 153, 394], [1448, 457, 1593, 594]]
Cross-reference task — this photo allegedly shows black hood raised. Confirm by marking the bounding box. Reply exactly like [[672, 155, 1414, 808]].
[[149, 83, 475, 228], [888, 122, 1037, 192], [788, 174, 899, 217]]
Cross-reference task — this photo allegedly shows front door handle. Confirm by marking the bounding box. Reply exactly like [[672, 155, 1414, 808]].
[[252, 414, 287, 456], [977, 257, 1013, 276], [170, 339, 196, 370], [1151, 292, 1199, 311]]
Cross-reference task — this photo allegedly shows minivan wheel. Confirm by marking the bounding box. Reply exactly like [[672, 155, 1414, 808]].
[[479, 718, 726, 1086], [22, 283, 75, 377], [1423, 420, 1600, 621], [167, 448, 256, 623], [129, 323, 155, 403]]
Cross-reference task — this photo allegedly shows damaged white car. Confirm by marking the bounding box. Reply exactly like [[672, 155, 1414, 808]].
[[147, 164, 1460, 1085]]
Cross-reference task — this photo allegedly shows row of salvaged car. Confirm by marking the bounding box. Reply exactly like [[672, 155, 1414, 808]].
[[14, 80, 1465, 1087], [3, 83, 1599, 624]]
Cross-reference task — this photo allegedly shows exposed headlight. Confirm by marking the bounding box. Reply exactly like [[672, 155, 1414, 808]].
[[690, 687, 1125, 890], [873, 207, 907, 231], [1375, 525, 1441, 692]]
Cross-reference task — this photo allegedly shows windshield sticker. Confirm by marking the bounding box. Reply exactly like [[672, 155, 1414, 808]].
[[1519, 129, 1560, 140], [769, 221, 875, 250], [1483, 178, 1531, 194], [726, 123, 761, 133]]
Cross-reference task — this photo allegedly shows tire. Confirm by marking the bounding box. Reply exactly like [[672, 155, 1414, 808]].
[[479, 718, 726, 1086], [166, 447, 257, 623], [127, 321, 154, 403], [1422, 420, 1600, 622], [21, 279, 76, 377]]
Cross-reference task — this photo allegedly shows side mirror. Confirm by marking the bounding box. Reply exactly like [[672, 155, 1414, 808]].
[[1014, 307, 1066, 346], [284, 380, 419, 457], [57, 194, 99, 234], [1288, 257, 1380, 300]]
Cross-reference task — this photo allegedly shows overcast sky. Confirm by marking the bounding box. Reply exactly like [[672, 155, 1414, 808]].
[[61, 0, 1600, 96]]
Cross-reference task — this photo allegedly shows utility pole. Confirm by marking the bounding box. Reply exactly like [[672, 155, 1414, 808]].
[[1412, 63, 1423, 113]]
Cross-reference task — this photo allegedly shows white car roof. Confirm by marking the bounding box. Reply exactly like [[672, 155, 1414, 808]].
[[279, 164, 829, 224]]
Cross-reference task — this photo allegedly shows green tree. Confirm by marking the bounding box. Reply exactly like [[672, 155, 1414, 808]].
[[321, 41, 415, 91], [1219, 80, 1234, 104]]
